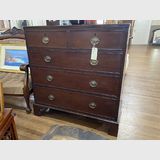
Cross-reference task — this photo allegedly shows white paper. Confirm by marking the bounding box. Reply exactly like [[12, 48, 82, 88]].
[[91, 47, 98, 60]]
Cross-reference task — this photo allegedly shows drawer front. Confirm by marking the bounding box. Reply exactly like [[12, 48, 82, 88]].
[[25, 31, 67, 48], [34, 86, 119, 120], [69, 30, 127, 49], [28, 49, 123, 74], [25, 27, 128, 49], [31, 67, 121, 97]]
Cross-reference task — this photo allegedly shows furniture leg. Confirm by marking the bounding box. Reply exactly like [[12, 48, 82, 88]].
[[20, 64, 32, 113], [100, 122, 119, 137], [10, 115, 18, 139], [33, 104, 43, 116], [23, 86, 32, 113], [0, 109, 18, 140], [33, 104, 51, 116]]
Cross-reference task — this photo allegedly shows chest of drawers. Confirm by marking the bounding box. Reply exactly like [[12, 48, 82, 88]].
[[24, 24, 129, 136]]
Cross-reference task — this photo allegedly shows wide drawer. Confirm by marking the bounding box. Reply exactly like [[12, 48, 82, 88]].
[[34, 86, 119, 120], [25, 26, 128, 49], [28, 48, 123, 74], [31, 67, 121, 97]]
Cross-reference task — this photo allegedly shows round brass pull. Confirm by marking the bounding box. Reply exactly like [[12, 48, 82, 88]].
[[44, 56, 51, 63], [42, 36, 49, 44], [90, 35, 100, 47], [89, 80, 97, 88], [90, 59, 98, 66], [89, 102, 96, 109], [46, 75, 53, 82], [48, 94, 55, 101]]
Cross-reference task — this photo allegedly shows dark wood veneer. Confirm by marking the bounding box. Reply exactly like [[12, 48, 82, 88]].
[[28, 48, 123, 74], [24, 24, 129, 137], [31, 67, 121, 97], [25, 30, 126, 49], [34, 86, 119, 121]]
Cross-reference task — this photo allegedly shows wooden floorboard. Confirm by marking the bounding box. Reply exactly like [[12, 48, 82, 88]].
[[11, 45, 160, 140], [14, 108, 115, 140], [118, 45, 160, 139]]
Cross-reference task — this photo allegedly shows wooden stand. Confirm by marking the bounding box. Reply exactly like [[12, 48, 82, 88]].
[[0, 108, 18, 140], [0, 82, 18, 140], [0, 82, 4, 121]]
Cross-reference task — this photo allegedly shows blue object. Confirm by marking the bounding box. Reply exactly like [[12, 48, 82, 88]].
[[4, 49, 28, 67]]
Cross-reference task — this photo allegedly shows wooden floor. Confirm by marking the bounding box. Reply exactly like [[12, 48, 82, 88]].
[[118, 45, 160, 139], [13, 45, 160, 140], [14, 108, 115, 140]]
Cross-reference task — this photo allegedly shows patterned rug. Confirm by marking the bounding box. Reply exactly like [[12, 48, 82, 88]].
[[41, 125, 109, 140]]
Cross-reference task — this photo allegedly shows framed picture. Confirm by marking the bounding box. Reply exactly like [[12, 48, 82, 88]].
[[0, 45, 28, 72]]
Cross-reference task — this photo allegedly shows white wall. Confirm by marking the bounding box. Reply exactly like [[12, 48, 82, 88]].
[[10, 20, 47, 29], [28, 20, 46, 26], [151, 20, 160, 25], [132, 20, 152, 45]]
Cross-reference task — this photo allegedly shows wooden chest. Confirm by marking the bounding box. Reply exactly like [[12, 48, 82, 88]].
[[24, 24, 129, 136]]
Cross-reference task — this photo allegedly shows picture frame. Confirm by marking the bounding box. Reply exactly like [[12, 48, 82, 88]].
[[0, 45, 28, 73]]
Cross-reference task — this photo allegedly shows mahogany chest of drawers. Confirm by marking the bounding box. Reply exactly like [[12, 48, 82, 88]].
[[24, 24, 129, 136]]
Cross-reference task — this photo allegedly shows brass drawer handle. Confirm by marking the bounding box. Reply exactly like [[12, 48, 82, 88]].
[[90, 59, 98, 66], [46, 75, 53, 82], [42, 36, 49, 44], [89, 80, 97, 88], [48, 94, 55, 101], [44, 56, 51, 63], [89, 102, 96, 109], [90, 35, 100, 47]]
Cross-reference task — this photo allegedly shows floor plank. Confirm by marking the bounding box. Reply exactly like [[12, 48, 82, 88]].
[[118, 45, 160, 139]]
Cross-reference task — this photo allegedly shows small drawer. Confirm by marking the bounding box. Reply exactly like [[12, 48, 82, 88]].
[[31, 67, 121, 97], [69, 30, 128, 49], [25, 31, 67, 48], [34, 86, 119, 120], [28, 48, 123, 74]]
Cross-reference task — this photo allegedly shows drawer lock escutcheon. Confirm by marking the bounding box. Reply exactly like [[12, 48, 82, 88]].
[[42, 36, 49, 44], [90, 35, 100, 47]]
